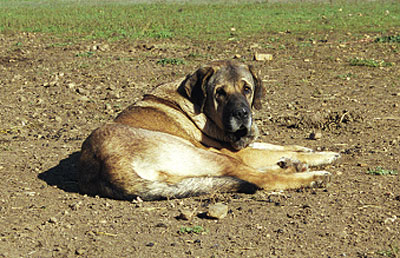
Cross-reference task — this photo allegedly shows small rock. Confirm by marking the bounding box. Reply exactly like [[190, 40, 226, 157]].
[[177, 209, 195, 220], [146, 242, 155, 247], [250, 43, 260, 48], [99, 44, 110, 51], [67, 82, 76, 89], [79, 96, 90, 101], [107, 84, 117, 91], [309, 132, 322, 140], [207, 203, 228, 219], [155, 223, 168, 228], [254, 53, 273, 61], [106, 92, 120, 99], [54, 116, 62, 123], [48, 217, 58, 224], [233, 54, 241, 59], [76, 87, 89, 96], [70, 201, 82, 211], [75, 249, 86, 255], [24, 191, 36, 197], [105, 103, 112, 111]]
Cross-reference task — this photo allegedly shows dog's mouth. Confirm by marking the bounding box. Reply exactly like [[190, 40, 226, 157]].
[[233, 125, 248, 139], [226, 124, 258, 151]]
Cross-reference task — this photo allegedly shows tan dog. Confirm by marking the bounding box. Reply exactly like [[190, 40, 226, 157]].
[[78, 60, 340, 200]]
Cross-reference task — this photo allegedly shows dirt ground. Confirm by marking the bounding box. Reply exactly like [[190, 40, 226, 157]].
[[0, 31, 399, 258]]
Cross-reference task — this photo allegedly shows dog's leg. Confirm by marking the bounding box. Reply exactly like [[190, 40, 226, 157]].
[[249, 142, 313, 152], [79, 125, 332, 200], [233, 147, 340, 170]]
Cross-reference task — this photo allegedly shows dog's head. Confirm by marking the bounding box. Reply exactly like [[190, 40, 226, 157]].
[[182, 60, 264, 150]]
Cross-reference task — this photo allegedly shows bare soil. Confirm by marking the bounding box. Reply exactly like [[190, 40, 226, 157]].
[[1, 31, 399, 258]]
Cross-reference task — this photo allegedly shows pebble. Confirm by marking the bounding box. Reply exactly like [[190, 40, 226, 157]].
[[76, 87, 89, 96], [106, 92, 120, 99], [99, 44, 110, 51], [105, 104, 112, 111], [24, 191, 36, 197], [177, 209, 195, 220], [207, 203, 228, 219], [254, 53, 273, 61], [79, 96, 90, 101], [309, 132, 322, 140], [70, 201, 82, 211], [48, 217, 58, 224], [54, 116, 62, 123], [75, 249, 86, 255], [67, 82, 76, 89]]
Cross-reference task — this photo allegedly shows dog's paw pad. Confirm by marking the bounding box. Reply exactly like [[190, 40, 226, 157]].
[[277, 158, 308, 172], [310, 171, 332, 187]]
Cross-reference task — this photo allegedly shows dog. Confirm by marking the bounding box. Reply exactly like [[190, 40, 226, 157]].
[[78, 60, 340, 200]]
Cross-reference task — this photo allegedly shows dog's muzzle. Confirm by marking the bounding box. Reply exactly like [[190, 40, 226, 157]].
[[230, 106, 251, 138], [223, 96, 252, 142]]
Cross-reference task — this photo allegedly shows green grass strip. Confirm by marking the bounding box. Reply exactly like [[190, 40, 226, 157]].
[[1, 1, 399, 40]]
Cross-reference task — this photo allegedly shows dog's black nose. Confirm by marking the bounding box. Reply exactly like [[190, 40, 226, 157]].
[[233, 107, 249, 120]]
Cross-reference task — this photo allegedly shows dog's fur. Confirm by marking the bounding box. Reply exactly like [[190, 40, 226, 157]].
[[78, 60, 340, 200]]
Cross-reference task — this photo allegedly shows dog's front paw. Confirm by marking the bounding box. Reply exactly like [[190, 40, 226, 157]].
[[309, 171, 332, 188], [277, 158, 309, 172], [309, 152, 341, 166], [290, 145, 314, 152]]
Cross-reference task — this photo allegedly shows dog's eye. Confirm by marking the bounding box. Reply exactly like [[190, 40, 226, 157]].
[[215, 88, 226, 99], [243, 85, 252, 95]]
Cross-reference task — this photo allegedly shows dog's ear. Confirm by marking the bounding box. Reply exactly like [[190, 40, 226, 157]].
[[249, 65, 264, 110], [181, 65, 214, 112]]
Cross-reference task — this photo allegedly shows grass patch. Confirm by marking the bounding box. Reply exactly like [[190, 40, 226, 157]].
[[376, 246, 399, 257], [349, 58, 394, 67], [75, 51, 95, 58], [0, 1, 399, 40], [336, 72, 355, 80], [375, 35, 400, 43], [179, 225, 206, 234], [157, 58, 185, 66], [367, 166, 398, 176]]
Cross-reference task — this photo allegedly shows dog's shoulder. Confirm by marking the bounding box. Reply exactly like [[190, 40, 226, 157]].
[[113, 78, 207, 146]]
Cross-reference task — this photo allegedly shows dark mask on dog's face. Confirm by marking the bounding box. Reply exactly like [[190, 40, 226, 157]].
[[182, 60, 264, 150]]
